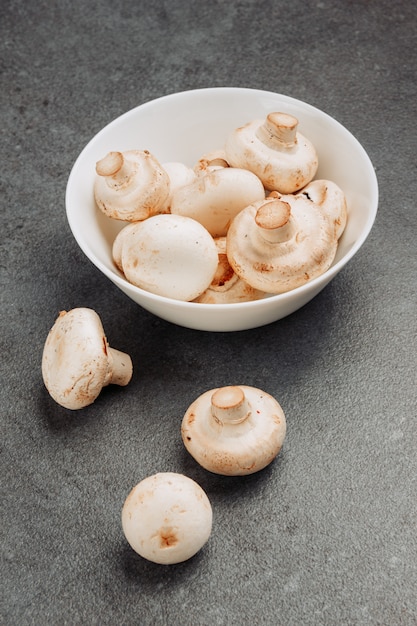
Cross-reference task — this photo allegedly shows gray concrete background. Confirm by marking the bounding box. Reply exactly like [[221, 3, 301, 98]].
[[1, 1, 416, 624]]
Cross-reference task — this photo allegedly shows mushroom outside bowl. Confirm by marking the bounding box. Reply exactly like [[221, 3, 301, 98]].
[[65, 87, 378, 332]]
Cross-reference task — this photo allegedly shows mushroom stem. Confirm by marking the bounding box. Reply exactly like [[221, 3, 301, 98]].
[[255, 199, 295, 243], [211, 386, 251, 424], [96, 151, 136, 189], [96, 151, 124, 176], [256, 112, 298, 148], [105, 347, 133, 387]]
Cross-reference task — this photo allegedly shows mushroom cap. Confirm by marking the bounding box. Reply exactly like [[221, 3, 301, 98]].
[[121, 472, 213, 564], [162, 161, 197, 197], [170, 166, 266, 238], [112, 222, 138, 274], [226, 196, 338, 294], [120, 214, 219, 301], [42, 308, 114, 409], [225, 112, 318, 193], [94, 149, 170, 221], [181, 385, 287, 476], [297, 179, 348, 240], [193, 237, 265, 304]]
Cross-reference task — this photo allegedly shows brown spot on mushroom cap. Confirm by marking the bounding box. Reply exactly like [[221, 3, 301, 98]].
[[253, 261, 275, 273], [158, 527, 179, 549]]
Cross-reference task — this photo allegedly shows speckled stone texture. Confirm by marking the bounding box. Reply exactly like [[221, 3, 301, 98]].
[[1, 1, 416, 625]]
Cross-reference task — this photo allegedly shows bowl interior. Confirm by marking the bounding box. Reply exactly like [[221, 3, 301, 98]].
[[66, 88, 378, 331]]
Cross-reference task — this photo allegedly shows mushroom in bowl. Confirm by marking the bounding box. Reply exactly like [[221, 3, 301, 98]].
[[65, 87, 378, 332]]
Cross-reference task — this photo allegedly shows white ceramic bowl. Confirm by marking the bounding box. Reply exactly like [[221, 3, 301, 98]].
[[66, 87, 378, 332]]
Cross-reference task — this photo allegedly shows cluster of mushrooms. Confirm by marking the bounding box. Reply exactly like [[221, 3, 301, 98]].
[[42, 308, 286, 564], [41, 111, 347, 564], [95, 111, 347, 303]]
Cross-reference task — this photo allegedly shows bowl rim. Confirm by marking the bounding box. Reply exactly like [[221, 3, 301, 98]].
[[65, 86, 379, 312]]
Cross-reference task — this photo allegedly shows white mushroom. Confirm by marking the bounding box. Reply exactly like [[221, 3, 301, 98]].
[[193, 148, 230, 175], [120, 214, 218, 301], [94, 149, 170, 221], [121, 472, 213, 564], [42, 308, 133, 410], [225, 112, 318, 193], [112, 223, 138, 273], [162, 161, 197, 197], [226, 195, 338, 294], [181, 385, 287, 476], [296, 179, 348, 239], [193, 237, 265, 304], [170, 166, 266, 238]]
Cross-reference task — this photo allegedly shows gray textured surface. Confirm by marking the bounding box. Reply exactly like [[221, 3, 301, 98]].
[[1, 1, 417, 625]]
